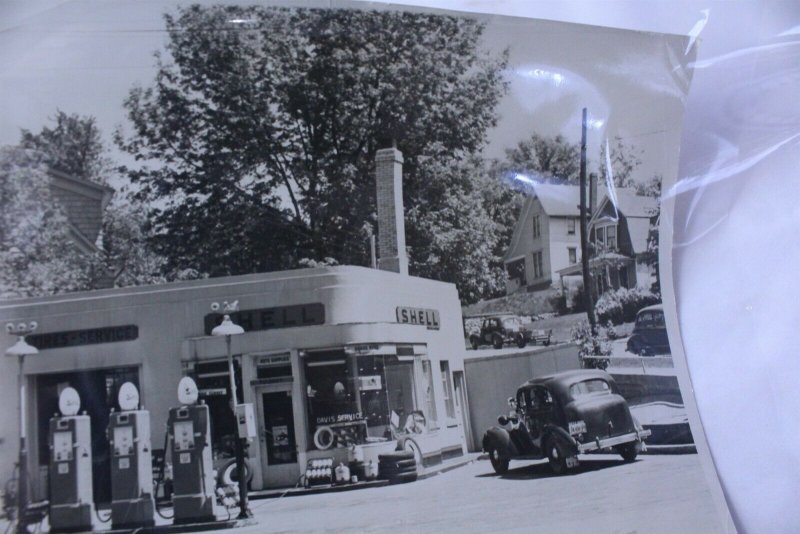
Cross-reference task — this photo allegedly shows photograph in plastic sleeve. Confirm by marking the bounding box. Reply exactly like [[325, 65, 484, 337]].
[[0, 1, 733, 532]]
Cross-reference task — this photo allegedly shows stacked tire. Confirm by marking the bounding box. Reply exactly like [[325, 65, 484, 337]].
[[378, 451, 418, 484]]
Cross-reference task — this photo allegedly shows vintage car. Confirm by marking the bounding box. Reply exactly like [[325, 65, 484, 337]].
[[482, 370, 650, 475], [626, 304, 670, 356], [468, 314, 551, 350]]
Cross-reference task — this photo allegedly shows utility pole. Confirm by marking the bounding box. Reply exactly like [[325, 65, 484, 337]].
[[579, 108, 598, 334]]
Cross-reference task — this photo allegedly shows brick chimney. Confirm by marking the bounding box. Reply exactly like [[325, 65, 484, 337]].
[[375, 147, 408, 275]]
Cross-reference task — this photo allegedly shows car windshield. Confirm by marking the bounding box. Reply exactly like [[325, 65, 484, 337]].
[[569, 379, 611, 398]]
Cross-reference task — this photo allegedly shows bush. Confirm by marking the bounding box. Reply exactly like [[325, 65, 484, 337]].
[[595, 291, 623, 325], [595, 287, 661, 325]]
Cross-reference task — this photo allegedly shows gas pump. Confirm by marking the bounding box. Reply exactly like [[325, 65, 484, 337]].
[[167, 377, 218, 524], [108, 382, 155, 529], [48, 387, 93, 533]]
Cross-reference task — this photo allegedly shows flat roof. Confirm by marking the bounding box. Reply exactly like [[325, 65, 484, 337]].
[[0, 265, 456, 312]]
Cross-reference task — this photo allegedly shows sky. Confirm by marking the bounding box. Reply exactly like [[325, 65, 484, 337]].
[[0, 0, 697, 192]]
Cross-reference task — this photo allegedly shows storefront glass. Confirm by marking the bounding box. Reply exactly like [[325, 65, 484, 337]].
[[440, 360, 456, 420], [191, 358, 244, 460], [421, 360, 438, 430], [304, 349, 421, 450]]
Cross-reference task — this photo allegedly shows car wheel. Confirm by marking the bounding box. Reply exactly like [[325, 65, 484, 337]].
[[617, 442, 638, 463], [545, 438, 568, 475], [492, 335, 503, 350], [470, 336, 480, 350], [488, 447, 509, 475], [516, 334, 527, 348]]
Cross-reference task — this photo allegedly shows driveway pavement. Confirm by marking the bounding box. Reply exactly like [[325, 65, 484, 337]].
[[237, 453, 725, 533]]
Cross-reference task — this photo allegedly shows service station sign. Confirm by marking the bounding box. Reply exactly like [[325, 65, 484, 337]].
[[396, 307, 440, 330]]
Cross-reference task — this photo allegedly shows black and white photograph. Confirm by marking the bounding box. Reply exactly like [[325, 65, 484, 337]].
[[0, 0, 750, 532]]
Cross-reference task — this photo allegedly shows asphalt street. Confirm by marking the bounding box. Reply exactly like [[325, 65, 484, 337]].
[[238, 453, 724, 533]]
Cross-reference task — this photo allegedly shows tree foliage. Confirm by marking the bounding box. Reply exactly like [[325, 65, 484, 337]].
[[20, 110, 110, 184], [406, 151, 506, 302], [637, 175, 662, 293], [599, 135, 643, 188], [115, 6, 508, 296], [499, 133, 580, 185], [97, 200, 179, 287], [0, 147, 94, 298]]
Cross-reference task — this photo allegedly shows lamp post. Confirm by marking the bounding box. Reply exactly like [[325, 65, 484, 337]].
[[210, 302, 251, 520], [5, 321, 39, 534]]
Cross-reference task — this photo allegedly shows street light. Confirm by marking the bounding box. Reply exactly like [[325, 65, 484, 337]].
[[5, 321, 39, 534], [210, 302, 251, 520]]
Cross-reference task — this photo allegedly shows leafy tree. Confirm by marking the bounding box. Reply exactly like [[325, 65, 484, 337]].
[[96, 200, 177, 287], [499, 133, 580, 186], [10, 109, 173, 295], [20, 110, 110, 184], [0, 147, 94, 298], [115, 6, 508, 289], [599, 135, 643, 188], [406, 151, 505, 302], [637, 175, 662, 293]]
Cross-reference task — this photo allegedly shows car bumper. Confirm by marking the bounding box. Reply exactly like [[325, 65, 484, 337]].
[[577, 429, 652, 454]]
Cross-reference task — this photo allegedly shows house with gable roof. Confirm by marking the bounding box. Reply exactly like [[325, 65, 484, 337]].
[[556, 188, 658, 297], [503, 184, 592, 293]]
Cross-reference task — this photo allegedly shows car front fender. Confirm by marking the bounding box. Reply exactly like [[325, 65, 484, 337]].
[[482, 426, 520, 458]]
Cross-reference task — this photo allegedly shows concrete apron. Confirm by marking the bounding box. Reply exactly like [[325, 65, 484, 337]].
[[248, 452, 481, 500]]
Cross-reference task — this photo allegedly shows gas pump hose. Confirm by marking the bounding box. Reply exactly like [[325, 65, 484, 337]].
[[153, 430, 174, 520]]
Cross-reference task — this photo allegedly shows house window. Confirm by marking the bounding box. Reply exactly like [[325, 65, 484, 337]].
[[532, 215, 541, 239], [595, 226, 605, 248], [439, 361, 456, 420], [533, 251, 544, 279], [567, 218, 576, 235], [568, 247, 577, 265], [606, 226, 617, 249]]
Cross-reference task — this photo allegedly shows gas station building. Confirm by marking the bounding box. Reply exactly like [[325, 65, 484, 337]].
[[0, 265, 472, 501]]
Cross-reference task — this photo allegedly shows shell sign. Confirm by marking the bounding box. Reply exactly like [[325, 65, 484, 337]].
[[396, 307, 440, 330]]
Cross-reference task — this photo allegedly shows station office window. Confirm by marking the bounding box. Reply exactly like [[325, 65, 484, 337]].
[[421, 360, 438, 430], [304, 350, 419, 450], [192, 358, 244, 458], [439, 361, 456, 420]]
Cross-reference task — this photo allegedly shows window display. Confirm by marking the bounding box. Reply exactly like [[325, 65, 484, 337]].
[[305, 349, 424, 449]]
